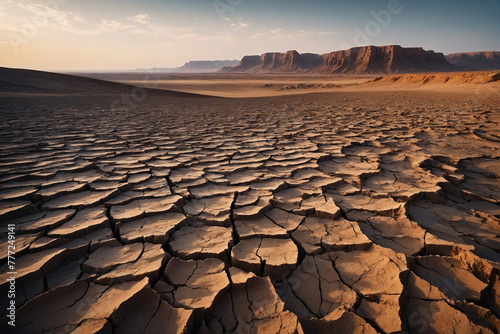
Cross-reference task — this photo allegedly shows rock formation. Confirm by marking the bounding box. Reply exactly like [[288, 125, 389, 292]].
[[222, 45, 459, 74], [446, 51, 500, 70]]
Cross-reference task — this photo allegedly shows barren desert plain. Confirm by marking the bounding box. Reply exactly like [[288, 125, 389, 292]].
[[0, 67, 500, 334]]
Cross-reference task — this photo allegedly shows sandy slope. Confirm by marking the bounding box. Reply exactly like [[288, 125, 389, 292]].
[[0, 67, 205, 98], [368, 70, 500, 85]]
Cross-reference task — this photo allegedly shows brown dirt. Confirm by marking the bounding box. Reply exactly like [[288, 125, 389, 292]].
[[0, 71, 499, 334]]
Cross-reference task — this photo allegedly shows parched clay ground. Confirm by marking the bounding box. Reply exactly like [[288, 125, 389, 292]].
[[0, 89, 499, 334]]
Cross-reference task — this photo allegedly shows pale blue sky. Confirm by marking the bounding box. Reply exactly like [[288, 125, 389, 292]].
[[0, 0, 498, 71]]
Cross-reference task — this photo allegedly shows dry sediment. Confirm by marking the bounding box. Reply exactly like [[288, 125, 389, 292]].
[[0, 89, 499, 333]]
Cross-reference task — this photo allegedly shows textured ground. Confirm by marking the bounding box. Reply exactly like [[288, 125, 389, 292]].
[[0, 89, 499, 334]]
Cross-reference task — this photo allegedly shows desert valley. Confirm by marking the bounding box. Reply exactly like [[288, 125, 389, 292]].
[[0, 1, 500, 332], [1, 43, 500, 333]]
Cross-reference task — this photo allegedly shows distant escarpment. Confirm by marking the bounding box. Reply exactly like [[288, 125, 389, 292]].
[[177, 60, 240, 73], [446, 52, 500, 71], [221, 45, 459, 74]]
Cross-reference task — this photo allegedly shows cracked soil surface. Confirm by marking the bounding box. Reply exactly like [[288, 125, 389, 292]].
[[0, 89, 499, 334]]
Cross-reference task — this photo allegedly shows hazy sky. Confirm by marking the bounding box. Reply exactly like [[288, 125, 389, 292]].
[[0, 0, 499, 71]]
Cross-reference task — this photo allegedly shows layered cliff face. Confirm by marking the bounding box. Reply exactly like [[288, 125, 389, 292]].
[[221, 45, 459, 74], [221, 50, 323, 72], [446, 52, 500, 71], [321, 45, 456, 74]]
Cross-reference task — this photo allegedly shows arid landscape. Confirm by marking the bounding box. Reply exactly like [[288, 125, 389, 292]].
[[1, 0, 500, 333], [0, 64, 499, 334]]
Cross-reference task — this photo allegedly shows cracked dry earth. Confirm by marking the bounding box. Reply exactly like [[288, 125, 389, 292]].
[[0, 90, 499, 334]]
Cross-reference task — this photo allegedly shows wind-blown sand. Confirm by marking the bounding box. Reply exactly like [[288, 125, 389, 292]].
[[0, 68, 499, 333], [368, 70, 500, 85]]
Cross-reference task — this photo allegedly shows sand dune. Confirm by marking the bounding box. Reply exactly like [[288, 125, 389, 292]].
[[0, 67, 204, 97], [280, 71, 500, 94], [369, 70, 500, 85]]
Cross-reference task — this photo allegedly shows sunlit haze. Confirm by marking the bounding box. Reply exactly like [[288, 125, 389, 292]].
[[0, 0, 499, 71]]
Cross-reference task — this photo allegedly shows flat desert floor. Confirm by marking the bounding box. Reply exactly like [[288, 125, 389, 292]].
[[0, 73, 500, 334], [81, 72, 377, 97]]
